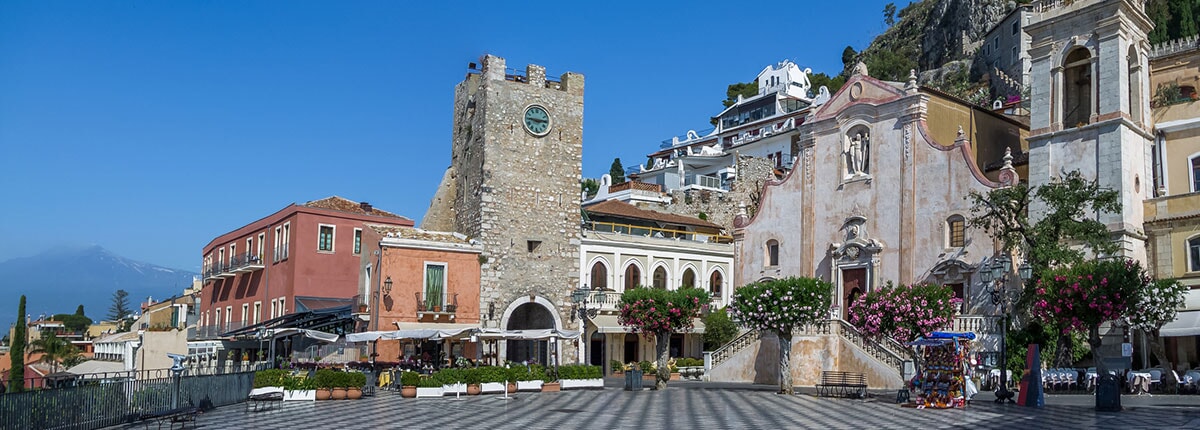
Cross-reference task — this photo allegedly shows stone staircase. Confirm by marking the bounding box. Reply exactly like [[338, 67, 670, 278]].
[[704, 319, 914, 388]]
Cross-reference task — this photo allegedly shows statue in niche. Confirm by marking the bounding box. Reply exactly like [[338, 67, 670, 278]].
[[845, 131, 870, 176]]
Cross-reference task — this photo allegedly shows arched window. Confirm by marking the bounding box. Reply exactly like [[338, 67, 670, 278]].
[[624, 264, 641, 290], [653, 266, 668, 289], [766, 239, 780, 266], [1189, 236, 1200, 272], [1063, 48, 1092, 128], [709, 270, 724, 296], [1128, 48, 1142, 123], [590, 261, 607, 290], [681, 268, 696, 289], [946, 215, 966, 248]]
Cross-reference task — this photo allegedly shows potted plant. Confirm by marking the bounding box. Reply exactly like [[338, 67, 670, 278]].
[[464, 368, 483, 395], [541, 366, 561, 392], [436, 368, 466, 395], [346, 372, 366, 400], [515, 365, 545, 391], [314, 369, 336, 401], [331, 371, 349, 400], [668, 358, 680, 381], [400, 370, 419, 398], [282, 373, 317, 401], [558, 365, 604, 389], [610, 360, 625, 376], [415, 375, 443, 398], [479, 366, 507, 393], [639, 361, 656, 381], [506, 366, 518, 393]]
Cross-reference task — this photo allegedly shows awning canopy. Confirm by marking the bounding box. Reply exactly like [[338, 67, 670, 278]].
[[475, 328, 582, 340], [267, 328, 340, 343], [587, 315, 704, 334], [1161, 310, 1200, 337], [346, 327, 477, 343], [222, 304, 351, 338]]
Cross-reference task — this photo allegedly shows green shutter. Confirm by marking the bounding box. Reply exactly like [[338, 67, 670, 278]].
[[425, 265, 445, 309]]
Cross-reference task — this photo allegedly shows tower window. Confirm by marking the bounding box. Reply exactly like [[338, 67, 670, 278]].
[[527, 240, 541, 252], [766, 239, 780, 266], [947, 216, 966, 248], [1063, 48, 1093, 128]]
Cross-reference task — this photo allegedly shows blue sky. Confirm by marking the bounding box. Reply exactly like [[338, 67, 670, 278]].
[[0, 1, 898, 272]]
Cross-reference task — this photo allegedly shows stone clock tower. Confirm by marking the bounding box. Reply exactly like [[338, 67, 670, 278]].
[[1024, 0, 1153, 263], [424, 55, 584, 363]]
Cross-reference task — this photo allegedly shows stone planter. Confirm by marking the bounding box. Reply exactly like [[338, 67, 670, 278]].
[[480, 382, 506, 394], [400, 386, 417, 398], [442, 383, 466, 396], [541, 382, 561, 392], [560, 378, 604, 389], [284, 390, 315, 401], [415, 387, 444, 398], [517, 380, 543, 391]]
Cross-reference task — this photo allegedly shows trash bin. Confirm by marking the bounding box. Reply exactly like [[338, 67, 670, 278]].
[[625, 369, 644, 391], [1095, 374, 1121, 412]]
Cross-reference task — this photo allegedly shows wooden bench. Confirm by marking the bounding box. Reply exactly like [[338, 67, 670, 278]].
[[138, 405, 200, 430], [816, 371, 867, 398]]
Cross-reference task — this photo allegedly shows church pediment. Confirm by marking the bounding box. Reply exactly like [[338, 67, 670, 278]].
[[812, 75, 906, 122]]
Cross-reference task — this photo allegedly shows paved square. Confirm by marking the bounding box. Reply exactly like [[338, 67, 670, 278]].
[[114, 381, 1200, 429]]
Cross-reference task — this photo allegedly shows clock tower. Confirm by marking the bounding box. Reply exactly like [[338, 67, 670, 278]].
[[425, 55, 585, 364]]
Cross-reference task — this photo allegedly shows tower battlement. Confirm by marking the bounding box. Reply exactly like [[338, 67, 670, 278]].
[[472, 54, 584, 95]]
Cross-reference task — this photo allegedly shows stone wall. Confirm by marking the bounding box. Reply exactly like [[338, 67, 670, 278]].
[[637, 156, 778, 232], [437, 55, 585, 361]]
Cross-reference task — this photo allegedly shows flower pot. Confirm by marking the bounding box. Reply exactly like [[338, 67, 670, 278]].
[[507, 383, 517, 393], [347, 387, 363, 400], [670, 372, 681, 381], [331, 388, 347, 400], [401, 386, 417, 398], [467, 384, 482, 395], [541, 382, 561, 392], [315, 388, 332, 401]]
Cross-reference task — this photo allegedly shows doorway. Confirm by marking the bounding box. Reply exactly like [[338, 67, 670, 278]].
[[506, 302, 555, 365], [843, 268, 867, 308], [590, 332, 605, 366], [624, 333, 639, 363]]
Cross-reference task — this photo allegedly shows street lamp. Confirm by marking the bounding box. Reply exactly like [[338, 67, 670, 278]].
[[383, 276, 393, 297], [981, 254, 1032, 403], [570, 285, 599, 322]]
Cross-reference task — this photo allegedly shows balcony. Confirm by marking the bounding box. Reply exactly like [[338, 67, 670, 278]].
[[584, 221, 733, 244], [416, 292, 458, 321], [942, 315, 1003, 335], [230, 252, 265, 273]]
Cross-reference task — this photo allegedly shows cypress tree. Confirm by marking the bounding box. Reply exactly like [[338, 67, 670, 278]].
[[609, 158, 626, 184], [8, 295, 26, 393]]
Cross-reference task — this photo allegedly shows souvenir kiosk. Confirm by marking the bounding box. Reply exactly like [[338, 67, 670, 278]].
[[906, 332, 976, 409]]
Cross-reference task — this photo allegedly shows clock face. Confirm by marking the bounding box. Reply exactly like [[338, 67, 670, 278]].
[[523, 105, 551, 136]]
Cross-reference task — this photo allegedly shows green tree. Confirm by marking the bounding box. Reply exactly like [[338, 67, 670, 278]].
[[701, 307, 737, 350], [618, 287, 710, 390], [28, 331, 77, 374], [8, 295, 26, 393], [842, 46, 858, 69], [967, 170, 1121, 366], [1148, 0, 1174, 44], [581, 178, 599, 199], [609, 158, 626, 184], [53, 305, 93, 333], [727, 277, 832, 394], [722, 81, 758, 108], [809, 72, 847, 96], [884, 3, 897, 26], [1171, 0, 1198, 40], [1128, 278, 1189, 392], [108, 289, 133, 330], [864, 49, 917, 82]]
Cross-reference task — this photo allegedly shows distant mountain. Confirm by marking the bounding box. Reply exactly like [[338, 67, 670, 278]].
[[0, 245, 197, 330]]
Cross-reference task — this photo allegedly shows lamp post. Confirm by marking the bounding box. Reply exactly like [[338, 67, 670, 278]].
[[570, 285, 599, 365], [371, 276, 392, 365], [981, 254, 1032, 404]]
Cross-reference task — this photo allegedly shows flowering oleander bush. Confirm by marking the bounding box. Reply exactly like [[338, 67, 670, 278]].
[[1032, 259, 1145, 336], [728, 277, 832, 394], [618, 286, 709, 390], [618, 287, 709, 336], [728, 277, 832, 334], [847, 282, 959, 344]]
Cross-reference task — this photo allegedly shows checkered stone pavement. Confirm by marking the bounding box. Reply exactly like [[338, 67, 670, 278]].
[[108, 382, 1200, 430]]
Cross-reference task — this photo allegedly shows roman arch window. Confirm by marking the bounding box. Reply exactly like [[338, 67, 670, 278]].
[[709, 270, 724, 296], [766, 239, 780, 266], [590, 261, 608, 290], [1063, 48, 1093, 128], [681, 268, 696, 289], [653, 266, 668, 289], [624, 264, 641, 290], [947, 215, 966, 248], [1189, 235, 1200, 272]]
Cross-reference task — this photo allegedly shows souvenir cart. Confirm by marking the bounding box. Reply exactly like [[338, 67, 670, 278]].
[[906, 332, 976, 409]]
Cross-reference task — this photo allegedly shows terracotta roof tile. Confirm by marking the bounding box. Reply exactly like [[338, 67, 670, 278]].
[[584, 200, 723, 230], [369, 225, 473, 245], [303, 196, 409, 221]]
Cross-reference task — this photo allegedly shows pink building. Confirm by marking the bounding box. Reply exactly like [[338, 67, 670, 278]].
[[197, 196, 413, 338]]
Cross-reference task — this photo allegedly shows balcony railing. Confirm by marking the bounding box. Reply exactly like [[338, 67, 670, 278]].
[[585, 221, 732, 244], [229, 252, 265, 273], [941, 315, 1003, 335], [608, 181, 663, 194], [416, 292, 458, 321]]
